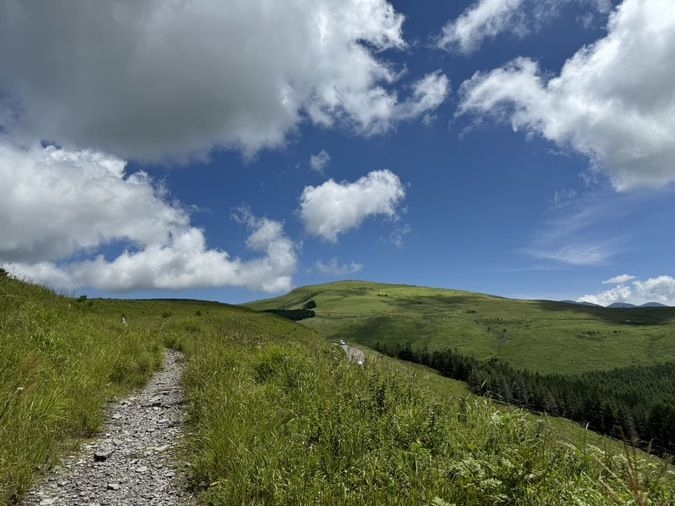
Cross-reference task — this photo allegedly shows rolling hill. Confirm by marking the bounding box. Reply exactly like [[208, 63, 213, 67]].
[[247, 280, 675, 374], [248, 280, 675, 454]]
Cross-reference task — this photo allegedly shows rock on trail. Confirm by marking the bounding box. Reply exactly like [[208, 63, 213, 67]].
[[23, 350, 191, 506], [340, 344, 365, 366]]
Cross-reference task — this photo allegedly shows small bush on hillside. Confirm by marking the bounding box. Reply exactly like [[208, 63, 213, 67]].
[[302, 300, 317, 309]]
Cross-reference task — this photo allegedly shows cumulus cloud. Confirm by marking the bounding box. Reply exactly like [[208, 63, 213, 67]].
[[457, 0, 675, 190], [309, 150, 331, 174], [438, 0, 611, 54], [0, 140, 188, 263], [315, 258, 363, 276], [603, 273, 636, 284], [578, 275, 675, 306], [0, 0, 448, 162], [1, 141, 296, 292], [299, 170, 406, 242]]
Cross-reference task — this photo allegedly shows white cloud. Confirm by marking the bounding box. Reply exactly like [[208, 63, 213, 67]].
[[393, 71, 451, 120], [389, 223, 412, 249], [457, 0, 675, 190], [438, 0, 527, 54], [309, 150, 331, 173], [299, 169, 406, 242], [603, 273, 636, 284], [524, 242, 616, 266], [552, 188, 578, 207], [578, 275, 675, 306], [520, 191, 630, 266], [1, 140, 296, 292], [315, 258, 363, 276], [578, 283, 633, 306], [0, 0, 448, 162], [438, 0, 611, 54], [0, 140, 187, 263]]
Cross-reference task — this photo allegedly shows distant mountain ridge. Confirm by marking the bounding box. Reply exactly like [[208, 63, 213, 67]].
[[606, 301, 670, 308], [562, 300, 670, 308], [560, 300, 601, 307]]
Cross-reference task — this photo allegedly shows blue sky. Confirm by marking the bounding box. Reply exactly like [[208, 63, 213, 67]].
[[2, 0, 675, 305]]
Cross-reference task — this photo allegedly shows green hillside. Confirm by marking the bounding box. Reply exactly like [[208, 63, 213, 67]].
[[247, 280, 675, 374], [2, 274, 674, 504], [248, 281, 675, 454]]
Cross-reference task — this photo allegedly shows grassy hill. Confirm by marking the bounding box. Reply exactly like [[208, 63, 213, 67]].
[[2, 274, 674, 504], [247, 280, 675, 374], [248, 281, 675, 455]]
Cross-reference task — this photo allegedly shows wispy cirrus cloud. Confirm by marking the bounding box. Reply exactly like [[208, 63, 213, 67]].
[[523, 242, 619, 266], [602, 273, 635, 284], [520, 190, 635, 267]]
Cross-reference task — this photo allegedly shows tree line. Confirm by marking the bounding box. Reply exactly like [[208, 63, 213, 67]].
[[374, 342, 675, 455], [261, 300, 317, 321]]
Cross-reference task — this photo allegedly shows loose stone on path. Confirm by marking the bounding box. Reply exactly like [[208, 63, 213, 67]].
[[22, 350, 191, 506]]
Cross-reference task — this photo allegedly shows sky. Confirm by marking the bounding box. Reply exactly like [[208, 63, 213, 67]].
[[2, 0, 675, 306]]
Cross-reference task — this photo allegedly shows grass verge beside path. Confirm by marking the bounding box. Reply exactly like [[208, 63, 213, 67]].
[[165, 311, 675, 505], [0, 277, 162, 504]]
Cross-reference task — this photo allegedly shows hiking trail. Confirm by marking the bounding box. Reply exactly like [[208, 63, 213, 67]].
[[22, 350, 191, 506]]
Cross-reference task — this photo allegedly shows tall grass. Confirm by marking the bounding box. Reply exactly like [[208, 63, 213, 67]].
[[167, 312, 675, 505], [2, 276, 674, 504], [0, 277, 162, 503]]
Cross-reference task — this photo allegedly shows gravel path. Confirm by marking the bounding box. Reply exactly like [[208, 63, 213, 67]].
[[23, 350, 191, 506]]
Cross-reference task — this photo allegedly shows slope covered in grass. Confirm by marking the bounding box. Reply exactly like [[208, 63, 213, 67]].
[[164, 308, 674, 504], [0, 275, 163, 503], [249, 281, 675, 456], [247, 281, 675, 374], [3, 275, 674, 504]]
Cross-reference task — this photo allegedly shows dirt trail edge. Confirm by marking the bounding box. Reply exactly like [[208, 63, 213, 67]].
[[23, 349, 192, 506]]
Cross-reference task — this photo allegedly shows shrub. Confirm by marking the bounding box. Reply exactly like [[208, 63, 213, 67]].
[[262, 308, 315, 321]]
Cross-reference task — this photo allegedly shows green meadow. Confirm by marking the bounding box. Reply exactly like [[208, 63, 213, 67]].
[[2, 274, 674, 504], [248, 280, 675, 374]]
